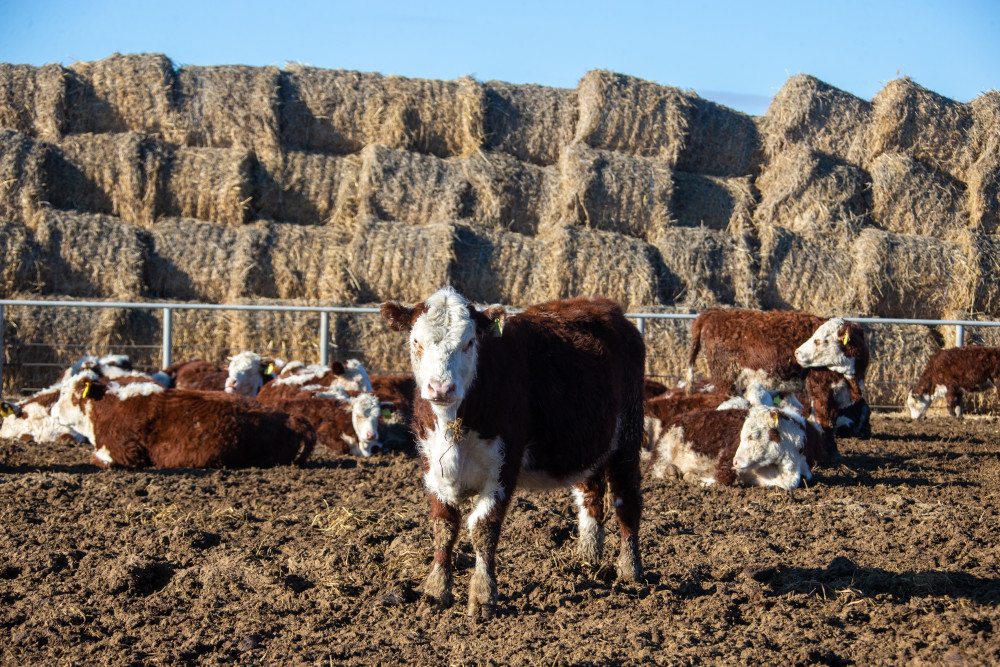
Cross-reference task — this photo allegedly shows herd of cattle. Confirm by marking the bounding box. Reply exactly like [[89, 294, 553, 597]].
[[2, 288, 998, 618]]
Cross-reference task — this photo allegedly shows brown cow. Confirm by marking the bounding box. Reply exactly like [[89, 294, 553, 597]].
[[52, 370, 315, 468], [381, 287, 645, 619], [907, 346, 1000, 419]]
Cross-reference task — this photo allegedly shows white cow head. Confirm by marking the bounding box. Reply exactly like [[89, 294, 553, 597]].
[[794, 318, 860, 377], [330, 359, 373, 393], [906, 391, 933, 420], [733, 406, 807, 490], [225, 351, 265, 397], [381, 287, 494, 420], [349, 392, 384, 457]]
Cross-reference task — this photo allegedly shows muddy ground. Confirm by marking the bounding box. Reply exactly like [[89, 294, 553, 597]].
[[1, 413, 999, 666]]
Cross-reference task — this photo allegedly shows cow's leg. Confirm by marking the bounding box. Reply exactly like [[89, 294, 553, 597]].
[[466, 487, 512, 621], [606, 399, 644, 582], [572, 471, 606, 565], [946, 388, 962, 418], [423, 495, 460, 609]]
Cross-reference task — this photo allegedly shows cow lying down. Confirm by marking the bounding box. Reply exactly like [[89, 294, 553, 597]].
[[52, 370, 315, 469], [648, 385, 811, 490]]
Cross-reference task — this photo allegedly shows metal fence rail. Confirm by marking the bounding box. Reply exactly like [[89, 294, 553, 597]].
[[3, 298, 1000, 399]]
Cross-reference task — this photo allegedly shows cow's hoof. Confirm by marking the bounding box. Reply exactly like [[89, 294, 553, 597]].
[[466, 596, 496, 621], [616, 546, 643, 583], [420, 565, 453, 610]]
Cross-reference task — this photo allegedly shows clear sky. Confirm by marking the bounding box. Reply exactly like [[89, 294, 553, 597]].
[[1, 0, 997, 116]]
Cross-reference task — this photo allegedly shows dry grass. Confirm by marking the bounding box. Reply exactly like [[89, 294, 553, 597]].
[[254, 149, 363, 228], [650, 226, 758, 309], [0, 63, 67, 142], [869, 152, 968, 239], [160, 146, 255, 226], [451, 223, 548, 307], [482, 80, 578, 166], [755, 224, 855, 314], [0, 129, 51, 226], [347, 219, 455, 304]]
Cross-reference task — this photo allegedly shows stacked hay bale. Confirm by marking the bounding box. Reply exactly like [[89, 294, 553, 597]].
[[262, 222, 356, 303], [0, 63, 67, 142], [869, 152, 968, 238], [671, 172, 755, 233], [482, 81, 578, 166], [676, 96, 762, 176], [755, 224, 855, 315], [0, 220, 41, 297], [347, 219, 455, 304], [159, 146, 256, 226], [862, 322, 947, 408], [65, 53, 176, 136], [253, 150, 363, 228], [450, 223, 549, 306], [0, 130, 52, 226], [51, 132, 165, 226], [964, 92, 1000, 234]]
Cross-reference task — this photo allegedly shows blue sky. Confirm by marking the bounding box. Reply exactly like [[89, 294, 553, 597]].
[[1, 0, 997, 116]]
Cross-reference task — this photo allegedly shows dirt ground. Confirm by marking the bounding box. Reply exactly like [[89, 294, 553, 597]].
[[1, 412, 999, 666]]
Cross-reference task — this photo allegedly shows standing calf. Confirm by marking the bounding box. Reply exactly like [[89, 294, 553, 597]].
[[907, 346, 1000, 419], [381, 288, 645, 619]]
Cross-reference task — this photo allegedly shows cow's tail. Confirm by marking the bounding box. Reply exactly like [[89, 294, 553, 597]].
[[290, 415, 317, 466], [686, 316, 704, 393]]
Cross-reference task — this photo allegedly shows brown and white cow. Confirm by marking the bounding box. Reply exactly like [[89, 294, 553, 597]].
[[256, 379, 387, 457], [275, 359, 373, 394], [51, 370, 315, 468], [156, 352, 280, 397], [642, 387, 732, 453], [381, 288, 645, 619], [907, 346, 1000, 419]]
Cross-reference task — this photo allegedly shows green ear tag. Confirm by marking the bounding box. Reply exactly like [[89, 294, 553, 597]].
[[492, 318, 504, 337], [381, 408, 392, 419]]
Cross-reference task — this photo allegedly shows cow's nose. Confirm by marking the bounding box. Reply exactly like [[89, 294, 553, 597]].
[[427, 381, 456, 401]]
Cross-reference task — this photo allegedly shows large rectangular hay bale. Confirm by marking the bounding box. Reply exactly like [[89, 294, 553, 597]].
[[650, 227, 759, 309], [160, 146, 255, 226], [482, 80, 577, 166], [253, 150, 362, 227], [0, 63, 67, 142], [869, 152, 968, 239], [0, 129, 51, 225], [347, 220, 454, 304], [755, 224, 855, 315], [65, 53, 176, 136], [672, 172, 755, 233], [264, 222, 357, 303], [0, 220, 42, 298], [450, 223, 548, 307], [677, 97, 762, 177]]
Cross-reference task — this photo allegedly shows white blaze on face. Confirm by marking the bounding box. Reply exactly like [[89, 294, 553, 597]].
[[734, 406, 807, 490], [907, 391, 932, 420], [409, 288, 479, 412], [794, 318, 855, 376], [52, 371, 100, 445], [349, 393, 382, 456], [225, 352, 265, 397]]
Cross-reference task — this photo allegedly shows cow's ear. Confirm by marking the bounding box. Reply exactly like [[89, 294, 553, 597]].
[[1, 401, 22, 418], [381, 302, 415, 332], [470, 304, 502, 338], [331, 360, 346, 375]]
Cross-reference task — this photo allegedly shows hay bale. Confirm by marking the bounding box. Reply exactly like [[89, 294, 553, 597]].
[[263, 222, 357, 303], [640, 312, 699, 384], [862, 77, 971, 181], [280, 65, 484, 158], [965, 91, 1000, 166], [650, 227, 759, 309], [672, 172, 755, 233], [253, 150, 362, 227], [547, 144, 674, 240], [50, 132, 165, 226], [869, 152, 968, 238], [169, 64, 281, 161], [964, 95, 999, 233], [0, 63, 67, 142], [356, 145, 549, 234], [65, 53, 176, 136], [450, 223, 548, 307], [760, 74, 871, 164], [227, 300, 328, 360], [0, 129, 51, 225], [861, 322, 944, 409], [347, 219, 455, 304], [849, 229, 973, 319], [753, 144, 870, 239], [482, 80, 577, 166], [536, 224, 662, 310], [0, 220, 42, 297], [574, 70, 691, 162], [754, 224, 855, 315], [331, 304, 408, 374], [959, 234, 1000, 317], [144, 217, 270, 302], [31, 209, 146, 298], [160, 146, 255, 226], [677, 97, 762, 176]]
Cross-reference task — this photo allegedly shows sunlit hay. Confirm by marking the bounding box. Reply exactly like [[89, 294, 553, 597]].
[[754, 224, 855, 314], [536, 224, 660, 310], [760, 74, 871, 164], [672, 172, 756, 234], [482, 80, 578, 166], [650, 226, 759, 309], [65, 53, 176, 136], [849, 228, 974, 319], [574, 69, 691, 163], [145, 217, 270, 302], [253, 149, 363, 228], [347, 219, 455, 304], [227, 299, 326, 359], [32, 209, 146, 299], [677, 96, 762, 177], [752, 144, 870, 239], [264, 222, 357, 303], [861, 77, 972, 182], [310, 507, 380, 534], [168, 308, 236, 363], [0, 63, 67, 142], [0, 129, 52, 225], [160, 146, 255, 226], [964, 94, 999, 233], [862, 322, 945, 409], [640, 313, 699, 384], [168, 64, 281, 162], [52, 132, 165, 226], [869, 152, 969, 239], [280, 65, 484, 158], [450, 223, 548, 307], [0, 220, 42, 297], [356, 145, 551, 235], [546, 143, 675, 240], [959, 233, 1000, 317]]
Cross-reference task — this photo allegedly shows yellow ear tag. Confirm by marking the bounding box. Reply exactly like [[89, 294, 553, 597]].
[[773, 412, 780, 427], [0, 404, 12, 418], [842, 333, 850, 346], [266, 363, 275, 375], [82, 382, 91, 399]]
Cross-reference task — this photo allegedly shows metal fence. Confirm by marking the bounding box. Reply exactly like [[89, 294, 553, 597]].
[[3, 298, 1000, 407]]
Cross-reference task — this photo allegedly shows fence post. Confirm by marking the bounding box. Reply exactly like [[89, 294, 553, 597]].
[[955, 324, 965, 347], [635, 316, 646, 337], [320, 311, 330, 366], [162, 307, 173, 369]]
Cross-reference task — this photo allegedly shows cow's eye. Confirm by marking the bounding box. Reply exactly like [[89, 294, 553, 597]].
[[463, 339, 475, 351], [412, 340, 424, 355]]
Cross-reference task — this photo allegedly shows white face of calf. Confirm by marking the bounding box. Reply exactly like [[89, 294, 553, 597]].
[[906, 391, 932, 420], [349, 393, 383, 457], [794, 318, 855, 376], [225, 352, 264, 397], [734, 406, 806, 490], [52, 371, 100, 445]]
